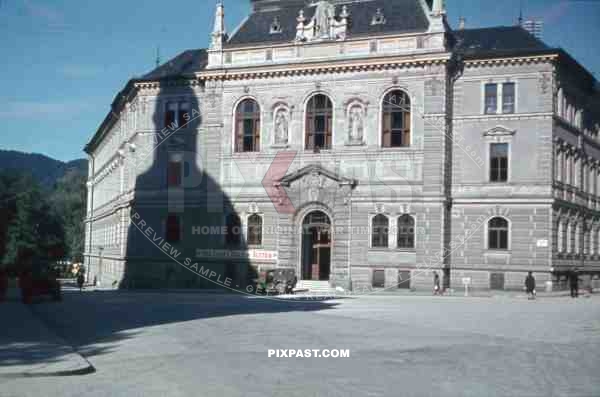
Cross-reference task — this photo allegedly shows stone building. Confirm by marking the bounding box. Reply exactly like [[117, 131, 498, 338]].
[[83, 0, 600, 292]]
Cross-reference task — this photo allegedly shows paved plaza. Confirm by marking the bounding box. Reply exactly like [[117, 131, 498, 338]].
[[1, 291, 599, 397]]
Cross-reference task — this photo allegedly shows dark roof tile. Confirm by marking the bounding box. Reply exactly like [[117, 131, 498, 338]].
[[140, 49, 208, 80], [228, 0, 430, 47], [453, 26, 551, 58]]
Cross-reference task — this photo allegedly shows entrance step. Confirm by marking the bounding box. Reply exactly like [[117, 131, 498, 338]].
[[295, 280, 334, 294]]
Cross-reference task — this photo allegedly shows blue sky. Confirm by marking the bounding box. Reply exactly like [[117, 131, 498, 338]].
[[0, 0, 598, 162]]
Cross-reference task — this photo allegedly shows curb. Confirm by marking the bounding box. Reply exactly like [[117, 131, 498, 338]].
[[0, 301, 96, 379], [0, 364, 95, 379]]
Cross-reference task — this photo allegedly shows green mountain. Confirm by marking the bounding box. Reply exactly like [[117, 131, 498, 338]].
[[0, 150, 87, 187]]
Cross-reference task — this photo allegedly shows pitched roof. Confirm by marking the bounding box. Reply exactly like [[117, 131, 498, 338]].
[[452, 26, 552, 58], [140, 49, 208, 80], [227, 0, 430, 47]]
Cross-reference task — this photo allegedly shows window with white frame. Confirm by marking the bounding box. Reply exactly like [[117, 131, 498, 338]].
[[165, 101, 190, 130], [502, 83, 515, 114], [235, 99, 261, 153], [397, 215, 415, 249], [382, 90, 411, 148], [484, 82, 516, 115], [484, 84, 498, 114], [371, 214, 389, 248], [247, 214, 263, 246], [557, 221, 564, 253], [490, 143, 509, 182], [488, 217, 509, 250]]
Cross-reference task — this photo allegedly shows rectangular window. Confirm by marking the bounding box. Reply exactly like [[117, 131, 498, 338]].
[[165, 102, 190, 130], [488, 229, 509, 250], [178, 102, 190, 127], [484, 84, 498, 114], [502, 83, 515, 114], [166, 214, 181, 243], [490, 143, 509, 182], [165, 103, 177, 128], [167, 161, 182, 187]]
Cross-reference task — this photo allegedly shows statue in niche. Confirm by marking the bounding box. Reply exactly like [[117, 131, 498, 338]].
[[274, 109, 289, 145], [313, 1, 335, 38], [348, 105, 364, 144]]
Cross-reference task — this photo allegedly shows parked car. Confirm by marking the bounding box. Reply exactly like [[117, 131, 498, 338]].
[[19, 267, 61, 304]]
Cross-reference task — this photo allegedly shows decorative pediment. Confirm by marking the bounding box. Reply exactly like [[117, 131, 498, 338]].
[[278, 164, 357, 188], [483, 125, 516, 137]]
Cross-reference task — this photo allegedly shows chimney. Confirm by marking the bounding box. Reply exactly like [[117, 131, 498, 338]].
[[458, 17, 466, 30], [210, 1, 227, 50], [432, 0, 445, 15], [521, 19, 543, 40]]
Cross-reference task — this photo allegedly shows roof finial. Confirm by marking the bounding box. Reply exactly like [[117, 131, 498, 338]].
[[518, 0, 524, 25], [155, 46, 161, 67], [210, 0, 227, 50]]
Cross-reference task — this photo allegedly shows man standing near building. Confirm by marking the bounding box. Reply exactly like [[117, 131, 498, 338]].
[[525, 272, 536, 300], [570, 269, 580, 298]]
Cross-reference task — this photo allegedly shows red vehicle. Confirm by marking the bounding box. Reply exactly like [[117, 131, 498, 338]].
[[19, 268, 61, 304]]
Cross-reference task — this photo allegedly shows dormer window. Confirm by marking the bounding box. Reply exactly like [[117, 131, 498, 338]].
[[270, 16, 282, 34], [371, 8, 386, 25]]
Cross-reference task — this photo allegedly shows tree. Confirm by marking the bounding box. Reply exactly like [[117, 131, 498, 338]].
[[49, 168, 87, 261], [0, 171, 65, 268]]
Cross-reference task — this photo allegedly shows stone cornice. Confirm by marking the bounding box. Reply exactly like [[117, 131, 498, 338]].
[[464, 54, 558, 68], [198, 54, 451, 82]]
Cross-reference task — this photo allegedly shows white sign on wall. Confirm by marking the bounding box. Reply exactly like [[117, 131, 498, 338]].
[[196, 249, 278, 262], [536, 239, 549, 248]]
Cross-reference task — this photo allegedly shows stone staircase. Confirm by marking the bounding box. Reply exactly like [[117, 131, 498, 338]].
[[295, 280, 335, 294]]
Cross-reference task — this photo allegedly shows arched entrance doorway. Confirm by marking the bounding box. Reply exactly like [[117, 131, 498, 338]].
[[301, 211, 331, 281]]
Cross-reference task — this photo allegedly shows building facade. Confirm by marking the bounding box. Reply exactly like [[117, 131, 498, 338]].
[[84, 0, 600, 292]]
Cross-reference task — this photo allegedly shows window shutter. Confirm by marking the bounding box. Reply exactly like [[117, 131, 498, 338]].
[[403, 111, 411, 146], [235, 117, 244, 152], [382, 112, 391, 147], [326, 113, 332, 149], [306, 112, 314, 150], [254, 118, 260, 152]]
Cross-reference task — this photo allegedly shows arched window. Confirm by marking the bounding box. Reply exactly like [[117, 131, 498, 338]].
[[235, 99, 260, 152], [306, 94, 333, 151], [488, 217, 509, 250], [372, 214, 389, 248], [247, 214, 263, 246], [382, 90, 411, 147], [226, 213, 242, 246], [397, 215, 415, 249]]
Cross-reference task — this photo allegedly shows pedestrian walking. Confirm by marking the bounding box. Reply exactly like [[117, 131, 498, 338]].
[[570, 269, 580, 298], [433, 271, 441, 295], [77, 271, 85, 292], [525, 271, 536, 300]]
